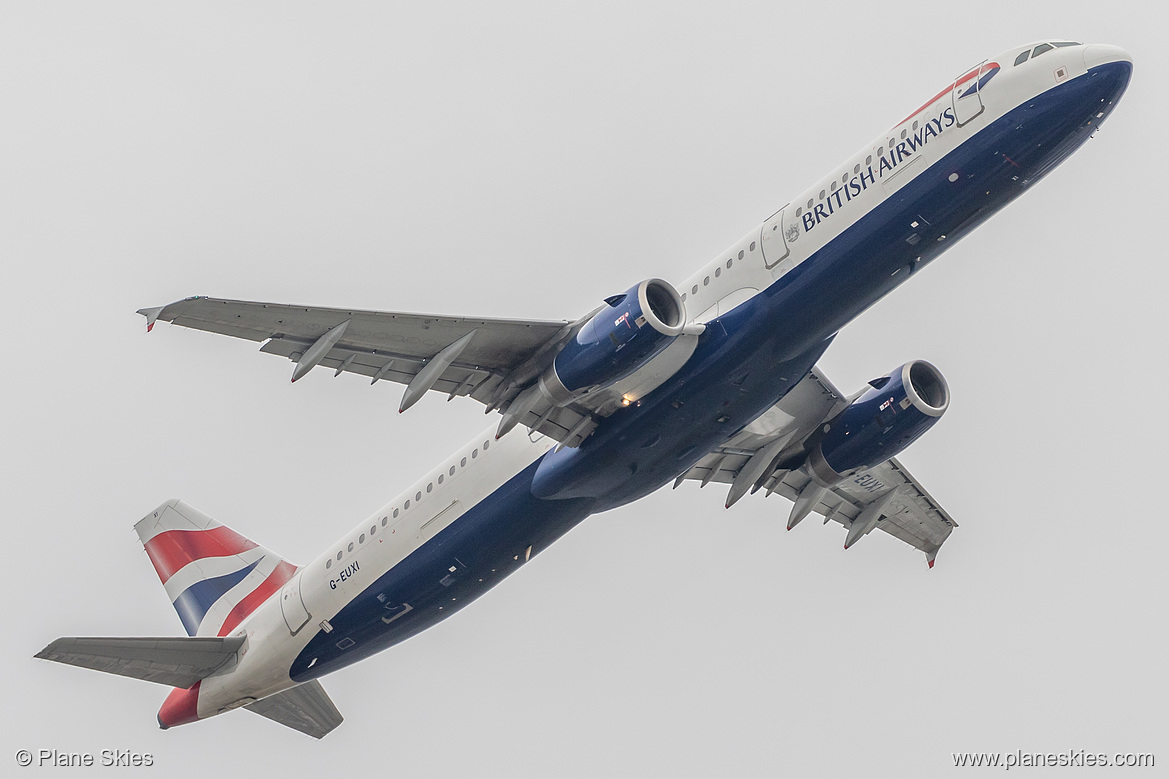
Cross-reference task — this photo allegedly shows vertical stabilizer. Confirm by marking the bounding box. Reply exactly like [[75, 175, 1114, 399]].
[[135, 500, 297, 637]]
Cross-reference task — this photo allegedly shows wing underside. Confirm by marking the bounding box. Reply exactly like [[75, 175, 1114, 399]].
[[140, 298, 958, 561], [677, 369, 957, 565], [140, 296, 603, 447]]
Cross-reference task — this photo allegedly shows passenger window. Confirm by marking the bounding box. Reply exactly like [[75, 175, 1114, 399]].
[[1033, 43, 1054, 57], [1014, 50, 1030, 66]]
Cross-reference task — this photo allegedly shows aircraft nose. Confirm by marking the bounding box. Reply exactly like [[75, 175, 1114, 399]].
[[1083, 44, 1133, 70]]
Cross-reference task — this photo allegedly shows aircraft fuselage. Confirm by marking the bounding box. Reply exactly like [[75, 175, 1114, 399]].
[[155, 42, 1132, 723]]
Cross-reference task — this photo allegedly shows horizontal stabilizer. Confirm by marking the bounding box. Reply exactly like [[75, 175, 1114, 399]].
[[246, 680, 344, 739], [35, 636, 244, 689]]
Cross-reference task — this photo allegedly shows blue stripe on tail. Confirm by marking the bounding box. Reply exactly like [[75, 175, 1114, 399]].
[[172, 559, 262, 636]]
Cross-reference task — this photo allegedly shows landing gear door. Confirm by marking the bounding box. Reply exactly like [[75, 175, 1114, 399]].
[[760, 205, 793, 270], [280, 572, 311, 636], [952, 61, 988, 127]]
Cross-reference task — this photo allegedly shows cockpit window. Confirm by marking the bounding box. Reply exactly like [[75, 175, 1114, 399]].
[[1016, 42, 1080, 67]]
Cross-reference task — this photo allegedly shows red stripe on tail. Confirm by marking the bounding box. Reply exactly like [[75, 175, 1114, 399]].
[[216, 561, 298, 637], [144, 526, 258, 584]]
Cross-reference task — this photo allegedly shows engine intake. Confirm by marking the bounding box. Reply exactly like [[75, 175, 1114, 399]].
[[807, 360, 949, 486], [541, 279, 686, 400]]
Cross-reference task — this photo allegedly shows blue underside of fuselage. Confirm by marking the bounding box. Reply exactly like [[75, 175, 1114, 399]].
[[291, 61, 1130, 683]]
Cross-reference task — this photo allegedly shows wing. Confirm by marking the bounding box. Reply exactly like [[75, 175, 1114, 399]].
[[139, 296, 602, 447], [678, 368, 957, 566]]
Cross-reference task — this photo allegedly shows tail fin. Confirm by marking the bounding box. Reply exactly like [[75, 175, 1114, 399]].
[[136, 500, 297, 637]]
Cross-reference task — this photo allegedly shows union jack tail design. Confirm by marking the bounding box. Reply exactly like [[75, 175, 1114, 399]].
[[135, 500, 297, 637]]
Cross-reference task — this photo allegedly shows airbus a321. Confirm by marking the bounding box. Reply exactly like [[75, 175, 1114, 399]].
[[38, 40, 1132, 738]]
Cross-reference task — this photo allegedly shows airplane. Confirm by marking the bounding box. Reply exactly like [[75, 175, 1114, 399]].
[[37, 40, 1132, 738]]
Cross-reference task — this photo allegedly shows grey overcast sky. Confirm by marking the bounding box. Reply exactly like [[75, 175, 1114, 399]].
[[3, 2, 1166, 777]]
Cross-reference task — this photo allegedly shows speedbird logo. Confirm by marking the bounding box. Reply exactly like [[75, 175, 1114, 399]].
[[957, 62, 1000, 99]]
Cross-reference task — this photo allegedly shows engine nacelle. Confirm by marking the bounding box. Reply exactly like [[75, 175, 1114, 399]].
[[807, 361, 949, 486], [541, 279, 686, 401]]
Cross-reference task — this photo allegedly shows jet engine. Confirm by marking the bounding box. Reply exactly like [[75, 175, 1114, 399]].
[[539, 278, 687, 402], [806, 361, 949, 486]]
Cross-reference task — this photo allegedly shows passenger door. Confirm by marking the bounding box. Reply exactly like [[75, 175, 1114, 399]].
[[280, 573, 312, 636], [760, 206, 792, 270]]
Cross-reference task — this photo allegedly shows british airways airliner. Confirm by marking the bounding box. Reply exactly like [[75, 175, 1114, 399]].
[[38, 40, 1131, 738]]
